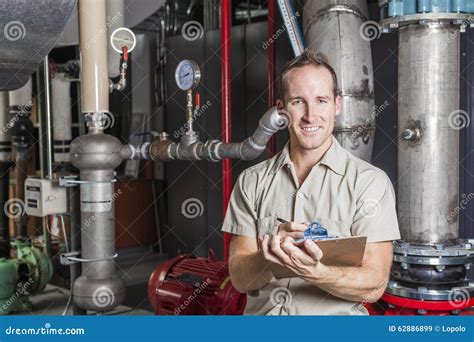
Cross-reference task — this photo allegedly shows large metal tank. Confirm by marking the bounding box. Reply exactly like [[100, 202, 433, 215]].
[[397, 23, 460, 245], [303, 0, 375, 162]]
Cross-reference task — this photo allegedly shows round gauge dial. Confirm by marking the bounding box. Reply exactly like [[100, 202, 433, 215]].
[[175, 60, 201, 91], [110, 27, 137, 53]]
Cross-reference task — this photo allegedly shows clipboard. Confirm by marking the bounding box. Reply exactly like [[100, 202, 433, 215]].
[[271, 236, 367, 279]]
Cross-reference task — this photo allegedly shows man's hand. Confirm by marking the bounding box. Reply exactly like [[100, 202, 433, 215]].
[[276, 221, 307, 239], [258, 233, 325, 278]]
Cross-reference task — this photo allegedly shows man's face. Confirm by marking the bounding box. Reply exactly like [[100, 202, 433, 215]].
[[278, 65, 341, 150]]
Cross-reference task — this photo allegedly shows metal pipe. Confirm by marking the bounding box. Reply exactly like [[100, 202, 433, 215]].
[[0, 92, 11, 163], [72, 0, 125, 312], [148, 107, 287, 162], [37, 58, 54, 257], [268, 0, 276, 157], [0, 92, 11, 258], [303, 0, 375, 162], [9, 80, 33, 240], [397, 23, 460, 245], [221, 0, 232, 261], [37, 58, 54, 179]]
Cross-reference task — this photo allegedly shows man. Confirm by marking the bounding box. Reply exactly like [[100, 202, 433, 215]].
[[221, 51, 400, 315]]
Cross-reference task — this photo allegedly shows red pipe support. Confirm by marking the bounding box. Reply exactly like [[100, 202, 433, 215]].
[[221, 0, 232, 261], [267, 0, 276, 157]]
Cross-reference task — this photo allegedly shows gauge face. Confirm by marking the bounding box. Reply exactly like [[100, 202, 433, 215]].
[[110, 27, 137, 53], [175, 60, 201, 91]]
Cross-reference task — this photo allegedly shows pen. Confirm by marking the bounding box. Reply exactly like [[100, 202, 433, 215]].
[[276, 217, 288, 224]]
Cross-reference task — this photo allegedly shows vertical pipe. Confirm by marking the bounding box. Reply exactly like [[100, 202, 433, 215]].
[[79, 0, 109, 114], [106, 0, 125, 78], [0, 92, 11, 258], [9, 79, 33, 239], [303, 0, 375, 162], [72, 0, 125, 312], [37, 57, 54, 180], [52, 73, 72, 163], [267, 0, 276, 157], [221, 0, 232, 261], [37, 57, 54, 257], [397, 24, 460, 244]]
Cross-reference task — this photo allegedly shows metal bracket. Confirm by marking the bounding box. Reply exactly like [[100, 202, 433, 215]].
[[59, 176, 117, 187], [60, 251, 118, 265]]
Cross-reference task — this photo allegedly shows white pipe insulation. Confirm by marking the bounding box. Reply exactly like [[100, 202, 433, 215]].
[[51, 73, 72, 163], [9, 77, 33, 109], [107, 0, 125, 78]]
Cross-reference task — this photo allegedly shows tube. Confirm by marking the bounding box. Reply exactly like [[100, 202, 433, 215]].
[[52, 72, 72, 163], [221, 0, 232, 261], [303, 0, 375, 162], [79, 0, 109, 113], [397, 23, 460, 244], [106, 0, 125, 78]]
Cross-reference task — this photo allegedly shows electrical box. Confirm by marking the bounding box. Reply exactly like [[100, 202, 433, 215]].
[[24, 178, 67, 217]]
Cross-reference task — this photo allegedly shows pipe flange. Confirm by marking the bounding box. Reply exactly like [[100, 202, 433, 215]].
[[394, 240, 474, 257], [379, 13, 473, 33], [386, 281, 474, 301], [140, 142, 151, 160], [393, 253, 473, 266]]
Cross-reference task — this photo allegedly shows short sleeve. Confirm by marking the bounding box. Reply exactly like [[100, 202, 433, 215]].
[[351, 170, 401, 243], [221, 172, 258, 237]]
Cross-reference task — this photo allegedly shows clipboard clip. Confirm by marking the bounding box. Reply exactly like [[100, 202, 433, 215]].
[[294, 221, 338, 243]]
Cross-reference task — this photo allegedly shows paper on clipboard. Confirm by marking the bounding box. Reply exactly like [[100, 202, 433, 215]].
[[271, 236, 367, 279]]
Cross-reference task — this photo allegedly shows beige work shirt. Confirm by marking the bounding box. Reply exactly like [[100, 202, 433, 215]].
[[222, 136, 400, 315]]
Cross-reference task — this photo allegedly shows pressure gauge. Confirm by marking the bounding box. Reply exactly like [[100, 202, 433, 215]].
[[175, 60, 201, 91], [110, 27, 137, 53]]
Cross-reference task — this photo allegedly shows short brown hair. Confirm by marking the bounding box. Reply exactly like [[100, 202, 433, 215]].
[[280, 50, 339, 101]]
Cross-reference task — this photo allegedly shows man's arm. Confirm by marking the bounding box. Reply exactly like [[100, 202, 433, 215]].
[[228, 235, 273, 293], [260, 234, 392, 302], [228, 222, 308, 293], [303, 240, 392, 302]]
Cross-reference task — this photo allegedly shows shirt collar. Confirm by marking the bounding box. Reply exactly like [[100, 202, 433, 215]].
[[271, 136, 346, 176]]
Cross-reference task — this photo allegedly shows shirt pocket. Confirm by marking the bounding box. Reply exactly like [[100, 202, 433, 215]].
[[256, 215, 279, 237], [314, 216, 352, 238]]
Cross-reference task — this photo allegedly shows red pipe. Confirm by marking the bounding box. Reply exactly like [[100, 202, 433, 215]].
[[221, 0, 232, 261], [267, 0, 276, 157]]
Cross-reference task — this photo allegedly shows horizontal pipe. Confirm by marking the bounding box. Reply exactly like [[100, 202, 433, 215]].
[[147, 107, 287, 162]]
